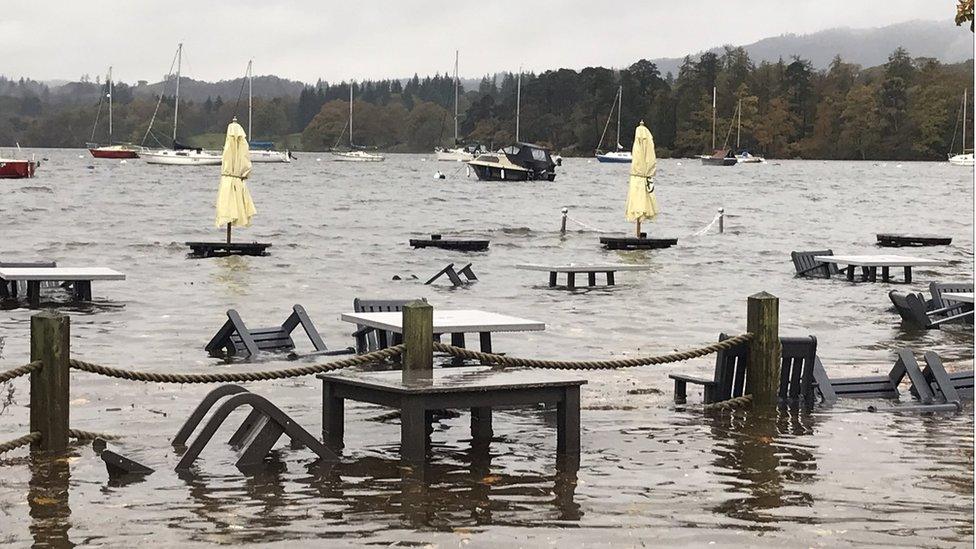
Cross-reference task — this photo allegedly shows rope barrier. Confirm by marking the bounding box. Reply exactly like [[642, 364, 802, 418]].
[[690, 213, 721, 237], [702, 394, 753, 411], [431, 333, 752, 370], [69, 429, 120, 441], [0, 432, 40, 454], [68, 345, 404, 384], [0, 361, 41, 383]]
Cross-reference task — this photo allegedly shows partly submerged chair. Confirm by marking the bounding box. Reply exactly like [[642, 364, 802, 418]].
[[205, 304, 354, 359], [791, 250, 842, 279], [929, 282, 974, 323], [670, 334, 819, 407], [352, 298, 428, 353], [812, 349, 933, 403], [910, 351, 974, 403], [888, 291, 974, 329]]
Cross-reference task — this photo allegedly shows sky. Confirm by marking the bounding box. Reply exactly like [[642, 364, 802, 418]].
[[0, 1, 956, 84]]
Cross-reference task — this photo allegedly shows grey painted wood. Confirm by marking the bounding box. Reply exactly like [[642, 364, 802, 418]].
[[791, 250, 839, 278], [206, 304, 352, 359], [516, 263, 650, 272]]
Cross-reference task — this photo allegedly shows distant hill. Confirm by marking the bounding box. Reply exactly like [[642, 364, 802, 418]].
[[131, 75, 307, 103], [649, 19, 973, 77]]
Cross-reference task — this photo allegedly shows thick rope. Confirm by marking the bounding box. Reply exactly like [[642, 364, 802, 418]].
[[702, 394, 753, 411], [69, 346, 404, 383], [69, 429, 120, 441], [431, 333, 752, 370], [0, 361, 41, 383], [0, 432, 40, 454]]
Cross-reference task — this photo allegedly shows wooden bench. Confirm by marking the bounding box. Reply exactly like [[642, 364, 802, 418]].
[[812, 349, 933, 402], [185, 241, 271, 258], [670, 334, 819, 407], [888, 291, 974, 329], [352, 298, 429, 353], [425, 263, 477, 286], [910, 352, 974, 402], [929, 282, 974, 322], [410, 234, 490, 252], [515, 263, 650, 288], [205, 304, 355, 359], [0, 266, 125, 307], [877, 234, 952, 247], [791, 249, 842, 278]]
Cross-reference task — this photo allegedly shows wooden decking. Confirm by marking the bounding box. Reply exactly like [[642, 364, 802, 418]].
[[185, 241, 271, 258]]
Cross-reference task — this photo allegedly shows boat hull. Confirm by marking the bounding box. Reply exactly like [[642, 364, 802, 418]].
[[595, 152, 632, 163], [469, 163, 555, 181], [332, 151, 384, 162], [142, 150, 223, 166], [700, 156, 738, 166], [249, 150, 292, 163], [948, 153, 974, 166], [435, 149, 474, 162], [0, 160, 36, 179], [735, 156, 764, 164], [89, 147, 140, 159]]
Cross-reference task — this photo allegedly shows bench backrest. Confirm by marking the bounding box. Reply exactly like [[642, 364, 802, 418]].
[[712, 333, 818, 406], [888, 291, 933, 328], [353, 298, 427, 352], [791, 250, 838, 278], [929, 282, 974, 308]]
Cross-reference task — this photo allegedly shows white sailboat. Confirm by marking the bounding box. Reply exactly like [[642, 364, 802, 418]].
[[332, 83, 384, 162], [435, 51, 479, 162], [245, 60, 292, 163], [595, 86, 632, 163], [733, 99, 765, 163], [948, 89, 974, 166], [142, 44, 223, 166]]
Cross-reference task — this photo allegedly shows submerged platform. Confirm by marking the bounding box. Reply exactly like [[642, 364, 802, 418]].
[[185, 241, 272, 258], [410, 234, 490, 252], [876, 234, 952, 248], [599, 236, 678, 250]]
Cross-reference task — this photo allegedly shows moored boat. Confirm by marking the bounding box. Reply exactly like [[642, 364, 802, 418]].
[[0, 157, 37, 179], [595, 86, 632, 163], [947, 89, 973, 166], [700, 149, 738, 166], [435, 143, 484, 162], [596, 150, 632, 163], [243, 61, 292, 164], [88, 67, 141, 159], [333, 150, 385, 162], [735, 150, 765, 163], [468, 143, 557, 181]]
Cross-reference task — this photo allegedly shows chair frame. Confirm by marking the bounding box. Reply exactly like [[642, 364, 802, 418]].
[[205, 304, 353, 359]]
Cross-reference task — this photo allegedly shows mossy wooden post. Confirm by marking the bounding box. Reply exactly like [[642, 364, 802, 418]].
[[30, 312, 70, 452], [402, 301, 433, 378], [746, 292, 781, 408]]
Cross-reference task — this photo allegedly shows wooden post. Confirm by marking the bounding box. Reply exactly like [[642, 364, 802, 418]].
[[226, 223, 232, 244], [635, 219, 642, 237], [745, 292, 781, 408], [30, 312, 70, 452], [718, 208, 725, 234], [560, 207, 568, 234], [402, 300, 433, 377]]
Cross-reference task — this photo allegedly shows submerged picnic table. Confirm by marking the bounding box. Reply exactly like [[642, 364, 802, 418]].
[[319, 366, 585, 463], [340, 309, 545, 353], [0, 267, 125, 306], [515, 263, 650, 288], [812, 254, 943, 283]]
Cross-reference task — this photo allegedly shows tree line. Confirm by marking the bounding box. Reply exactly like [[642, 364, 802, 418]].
[[0, 46, 972, 159]]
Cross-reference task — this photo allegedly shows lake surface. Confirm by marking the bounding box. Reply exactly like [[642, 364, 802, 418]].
[[0, 150, 973, 547]]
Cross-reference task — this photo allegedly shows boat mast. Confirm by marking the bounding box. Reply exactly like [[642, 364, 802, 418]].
[[247, 60, 253, 139], [616, 86, 622, 149], [711, 86, 716, 151], [515, 67, 521, 142], [349, 82, 354, 148], [108, 66, 113, 144], [453, 50, 459, 146], [173, 43, 182, 145], [964, 89, 968, 153], [736, 98, 741, 150]]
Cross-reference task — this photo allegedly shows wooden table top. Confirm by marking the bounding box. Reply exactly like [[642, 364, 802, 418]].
[[813, 255, 944, 267], [0, 267, 125, 281], [319, 366, 585, 394], [515, 263, 650, 272], [942, 292, 974, 303], [340, 309, 546, 333]]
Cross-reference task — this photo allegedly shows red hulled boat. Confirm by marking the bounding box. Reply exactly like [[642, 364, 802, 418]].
[[88, 66, 140, 159], [88, 144, 141, 159], [0, 157, 37, 179]]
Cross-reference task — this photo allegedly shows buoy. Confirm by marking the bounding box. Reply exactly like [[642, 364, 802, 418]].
[[120, 159, 127, 164], [676, 161, 682, 166], [78, 154, 84, 158], [316, 158, 322, 162], [434, 171, 445, 180], [421, 158, 427, 162]]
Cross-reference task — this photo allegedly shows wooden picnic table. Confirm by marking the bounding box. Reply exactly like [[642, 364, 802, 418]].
[[813, 254, 943, 283], [942, 292, 974, 304], [319, 366, 585, 462], [0, 267, 125, 307], [515, 263, 649, 288], [340, 309, 544, 353]]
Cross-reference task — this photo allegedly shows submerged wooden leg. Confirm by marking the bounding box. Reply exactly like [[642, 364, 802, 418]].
[[881, 266, 890, 283], [846, 266, 855, 282], [606, 271, 615, 286], [451, 333, 466, 366], [567, 272, 576, 289], [587, 272, 596, 286], [549, 272, 557, 287], [557, 386, 581, 456], [479, 332, 492, 354], [673, 379, 687, 404], [322, 382, 344, 451], [860, 266, 869, 282], [27, 281, 40, 307], [904, 266, 912, 284], [400, 399, 427, 463], [868, 267, 877, 283], [471, 407, 493, 441]]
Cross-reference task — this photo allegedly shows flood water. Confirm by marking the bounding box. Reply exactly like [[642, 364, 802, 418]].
[[0, 150, 973, 547]]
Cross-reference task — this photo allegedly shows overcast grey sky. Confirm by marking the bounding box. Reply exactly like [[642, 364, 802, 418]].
[[0, 1, 954, 83]]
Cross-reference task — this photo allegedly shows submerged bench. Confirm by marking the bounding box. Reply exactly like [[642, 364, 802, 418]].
[[877, 234, 952, 247], [0, 266, 125, 307], [515, 263, 650, 288], [599, 236, 677, 250], [425, 263, 477, 286], [186, 241, 271, 258], [205, 304, 355, 359], [410, 234, 490, 252]]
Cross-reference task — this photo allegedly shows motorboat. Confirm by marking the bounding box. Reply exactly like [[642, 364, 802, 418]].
[[0, 154, 37, 178], [948, 152, 974, 166], [468, 142, 556, 181], [700, 149, 738, 166], [243, 61, 292, 164], [735, 150, 765, 163]]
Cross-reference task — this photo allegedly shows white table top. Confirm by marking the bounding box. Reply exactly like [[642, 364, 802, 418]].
[[813, 255, 944, 267], [0, 267, 125, 281], [942, 292, 974, 303], [515, 263, 650, 272], [340, 309, 546, 333]]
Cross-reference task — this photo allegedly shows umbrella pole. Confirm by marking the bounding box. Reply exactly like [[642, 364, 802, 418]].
[[226, 223, 232, 244], [635, 220, 642, 238]]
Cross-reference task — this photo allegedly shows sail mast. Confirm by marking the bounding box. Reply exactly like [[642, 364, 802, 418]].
[[736, 98, 741, 150], [108, 66, 113, 144], [173, 43, 182, 144], [453, 50, 459, 145], [964, 89, 968, 153], [247, 60, 253, 139], [616, 86, 622, 149], [711, 86, 716, 151], [349, 82, 354, 148], [515, 67, 522, 142]]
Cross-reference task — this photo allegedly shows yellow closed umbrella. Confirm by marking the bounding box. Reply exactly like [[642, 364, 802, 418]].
[[624, 121, 659, 236], [214, 119, 256, 242]]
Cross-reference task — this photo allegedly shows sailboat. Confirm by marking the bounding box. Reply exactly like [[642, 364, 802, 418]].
[[732, 99, 764, 163], [332, 83, 384, 162], [142, 44, 223, 166], [435, 51, 481, 162], [244, 60, 292, 163], [88, 67, 142, 159], [595, 86, 632, 163], [948, 89, 974, 166], [700, 87, 737, 166]]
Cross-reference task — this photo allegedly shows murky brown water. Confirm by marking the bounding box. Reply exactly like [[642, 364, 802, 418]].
[[0, 151, 973, 547]]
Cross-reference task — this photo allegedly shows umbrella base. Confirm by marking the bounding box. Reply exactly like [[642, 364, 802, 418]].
[[185, 241, 272, 258], [599, 236, 677, 250]]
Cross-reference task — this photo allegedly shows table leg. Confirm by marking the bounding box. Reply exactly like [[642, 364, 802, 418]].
[[27, 281, 40, 308], [868, 267, 877, 283], [0, 280, 8, 299], [881, 266, 890, 283], [557, 386, 581, 456], [860, 266, 869, 282], [321, 382, 344, 451], [75, 280, 92, 301], [400, 398, 427, 463], [846, 265, 854, 282], [377, 330, 389, 350], [904, 266, 912, 284], [451, 333, 466, 366], [606, 271, 615, 286], [479, 332, 492, 354], [471, 407, 493, 441], [549, 272, 557, 287], [587, 272, 596, 286], [391, 332, 403, 346], [567, 272, 575, 289]]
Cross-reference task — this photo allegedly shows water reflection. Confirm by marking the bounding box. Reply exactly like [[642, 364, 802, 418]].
[[210, 255, 253, 296], [28, 451, 73, 548]]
